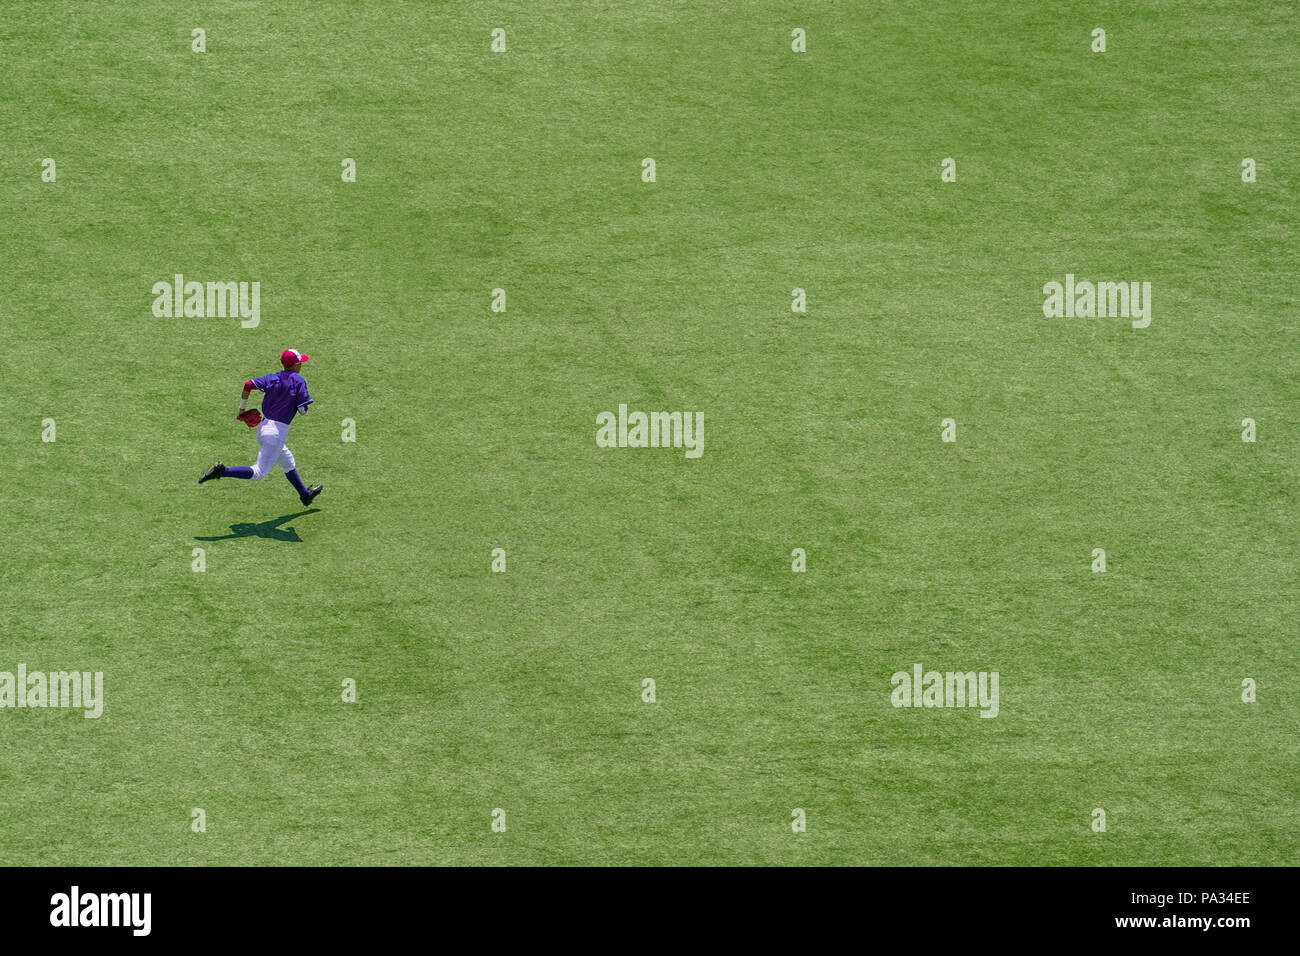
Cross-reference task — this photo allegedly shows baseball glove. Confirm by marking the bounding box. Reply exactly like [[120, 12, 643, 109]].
[[236, 408, 263, 428]]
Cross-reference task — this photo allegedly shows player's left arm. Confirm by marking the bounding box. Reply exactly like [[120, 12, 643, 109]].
[[238, 378, 264, 417], [295, 380, 313, 416]]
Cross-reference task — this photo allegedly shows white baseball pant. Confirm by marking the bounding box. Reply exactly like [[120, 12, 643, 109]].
[[249, 418, 297, 480]]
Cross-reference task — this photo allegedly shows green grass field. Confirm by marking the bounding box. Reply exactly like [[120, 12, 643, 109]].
[[1, 1, 1295, 865]]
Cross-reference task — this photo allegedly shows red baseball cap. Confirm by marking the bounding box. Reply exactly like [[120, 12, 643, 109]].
[[280, 348, 310, 367]]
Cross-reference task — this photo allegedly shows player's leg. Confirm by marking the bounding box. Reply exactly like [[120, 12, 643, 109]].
[[277, 445, 308, 496], [226, 420, 285, 480], [277, 443, 323, 505]]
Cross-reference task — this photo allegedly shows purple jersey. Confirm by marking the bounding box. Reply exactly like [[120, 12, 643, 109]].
[[250, 370, 313, 425]]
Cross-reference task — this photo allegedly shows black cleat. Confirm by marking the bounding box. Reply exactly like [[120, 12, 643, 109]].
[[300, 483, 323, 506], [198, 462, 226, 485]]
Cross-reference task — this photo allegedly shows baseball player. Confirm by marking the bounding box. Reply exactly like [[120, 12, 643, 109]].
[[198, 348, 323, 506]]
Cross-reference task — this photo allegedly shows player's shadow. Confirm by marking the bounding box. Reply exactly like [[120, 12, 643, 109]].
[[195, 509, 321, 543]]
